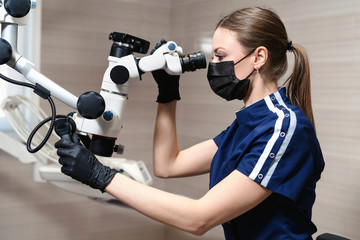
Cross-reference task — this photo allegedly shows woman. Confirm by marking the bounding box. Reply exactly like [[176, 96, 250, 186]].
[[55, 7, 325, 239]]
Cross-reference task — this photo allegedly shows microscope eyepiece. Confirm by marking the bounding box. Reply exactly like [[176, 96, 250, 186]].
[[180, 51, 207, 73]]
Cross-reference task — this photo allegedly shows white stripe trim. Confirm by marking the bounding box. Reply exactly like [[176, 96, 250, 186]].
[[261, 91, 297, 187], [249, 96, 285, 180]]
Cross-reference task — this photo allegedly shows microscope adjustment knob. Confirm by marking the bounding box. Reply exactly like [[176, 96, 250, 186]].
[[77, 91, 106, 119], [103, 111, 114, 121], [0, 39, 12, 65], [114, 144, 125, 155], [4, 0, 31, 18], [167, 42, 176, 51], [110, 65, 129, 85]]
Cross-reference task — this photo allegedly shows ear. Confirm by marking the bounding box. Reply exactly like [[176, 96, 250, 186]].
[[253, 46, 268, 71]]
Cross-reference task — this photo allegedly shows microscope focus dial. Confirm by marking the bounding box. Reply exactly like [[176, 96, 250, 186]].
[[110, 65, 129, 85]]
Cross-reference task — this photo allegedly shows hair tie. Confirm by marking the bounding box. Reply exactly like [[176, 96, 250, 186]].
[[287, 40, 293, 51]]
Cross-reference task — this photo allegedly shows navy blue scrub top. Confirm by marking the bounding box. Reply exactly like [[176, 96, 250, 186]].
[[210, 87, 325, 240]]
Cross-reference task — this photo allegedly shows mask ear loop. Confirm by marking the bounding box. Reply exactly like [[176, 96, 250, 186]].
[[233, 48, 257, 81], [234, 48, 256, 65], [245, 68, 256, 79]]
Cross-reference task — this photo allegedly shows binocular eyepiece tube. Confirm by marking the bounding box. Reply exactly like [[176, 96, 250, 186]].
[[180, 51, 207, 73]]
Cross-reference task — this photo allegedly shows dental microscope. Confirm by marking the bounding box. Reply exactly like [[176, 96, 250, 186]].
[[0, 0, 206, 199]]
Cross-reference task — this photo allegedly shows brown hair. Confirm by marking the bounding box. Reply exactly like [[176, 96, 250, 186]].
[[216, 7, 315, 127]]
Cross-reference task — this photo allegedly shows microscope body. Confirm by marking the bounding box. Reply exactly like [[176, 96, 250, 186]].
[[75, 32, 203, 157], [75, 54, 139, 156]]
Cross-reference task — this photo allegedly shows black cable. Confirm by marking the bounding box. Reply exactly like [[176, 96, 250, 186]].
[[0, 72, 68, 153], [0, 72, 34, 89], [26, 99, 69, 153]]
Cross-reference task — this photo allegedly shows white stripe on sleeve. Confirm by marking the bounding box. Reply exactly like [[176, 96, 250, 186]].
[[249, 96, 285, 181], [261, 92, 297, 187]]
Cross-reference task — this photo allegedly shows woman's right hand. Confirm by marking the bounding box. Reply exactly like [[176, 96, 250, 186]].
[[150, 39, 181, 103]]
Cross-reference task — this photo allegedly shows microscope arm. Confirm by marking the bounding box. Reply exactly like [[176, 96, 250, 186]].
[[1, 0, 78, 109], [1, 24, 78, 109]]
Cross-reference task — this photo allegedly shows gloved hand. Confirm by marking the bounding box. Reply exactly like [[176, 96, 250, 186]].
[[151, 39, 181, 103], [54, 118, 118, 192]]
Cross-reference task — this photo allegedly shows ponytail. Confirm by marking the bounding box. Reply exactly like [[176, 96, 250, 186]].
[[284, 44, 315, 127]]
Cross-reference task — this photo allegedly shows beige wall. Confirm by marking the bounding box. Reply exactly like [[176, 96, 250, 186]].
[[0, 0, 359, 239]]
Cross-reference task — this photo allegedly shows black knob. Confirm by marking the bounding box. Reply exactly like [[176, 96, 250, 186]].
[[110, 65, 129, 85], [77, 91, 105, 119], [114, 144, 125, 155], [0, 38, 12, 65], [4, 0, 31, 18]]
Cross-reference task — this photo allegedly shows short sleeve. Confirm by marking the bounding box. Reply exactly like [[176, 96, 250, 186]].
[[213, 128, 227, 147], [237, 126, 324, 202], [263, 129, 324, 202]]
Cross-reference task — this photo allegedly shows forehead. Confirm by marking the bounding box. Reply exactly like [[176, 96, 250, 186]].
[[212, 27, 243, 52]]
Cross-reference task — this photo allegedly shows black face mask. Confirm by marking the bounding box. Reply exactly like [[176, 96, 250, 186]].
[[207, 50, 256, 101]]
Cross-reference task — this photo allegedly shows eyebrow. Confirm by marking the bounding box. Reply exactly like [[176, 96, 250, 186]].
[[213, 47, 228, 53]]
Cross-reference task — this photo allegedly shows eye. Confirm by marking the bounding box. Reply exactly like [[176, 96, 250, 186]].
[[214, 54, 225, 61], [216, 55, 224, 60]]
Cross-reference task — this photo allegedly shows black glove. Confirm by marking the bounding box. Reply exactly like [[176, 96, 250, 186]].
[[54, 118, 118, 192], [151, 39, 181, 103]]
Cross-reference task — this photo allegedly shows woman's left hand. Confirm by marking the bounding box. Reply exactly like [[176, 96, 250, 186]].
[[54, 118, 118, 192]]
